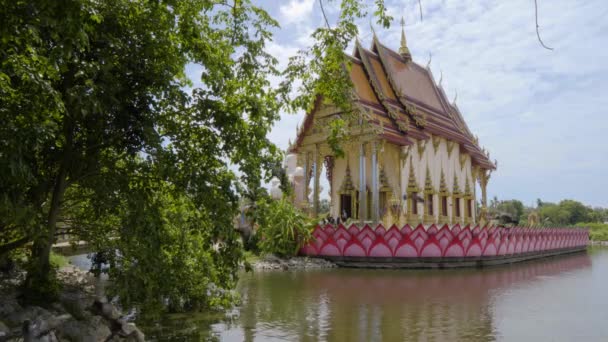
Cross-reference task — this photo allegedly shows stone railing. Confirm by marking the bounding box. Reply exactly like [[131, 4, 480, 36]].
[[300, 224, 588, 259]]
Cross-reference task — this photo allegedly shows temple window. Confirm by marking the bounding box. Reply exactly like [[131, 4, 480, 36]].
[[441, 195, 448, 217], [423, 167, 435, 223], [340, 194, 353, 219], [439, 170, 449, 221], [426, 194, 434, 215], [410, 192, 418, 215], [452, 174, 462, 221], [338, 163, 357, 221]]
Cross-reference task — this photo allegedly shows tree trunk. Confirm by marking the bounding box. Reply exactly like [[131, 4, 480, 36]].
[[31, 166, 68, 273], [24, 123, 73, 299]]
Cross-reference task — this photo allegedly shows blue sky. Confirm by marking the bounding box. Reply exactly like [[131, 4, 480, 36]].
[[191, 0, 608, 208]]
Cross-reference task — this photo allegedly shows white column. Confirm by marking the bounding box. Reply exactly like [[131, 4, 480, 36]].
[[359, 142, 367, 225], [371, 141, 379, 224], [302, 151, 309, 209], [313, 144, 320, 218]]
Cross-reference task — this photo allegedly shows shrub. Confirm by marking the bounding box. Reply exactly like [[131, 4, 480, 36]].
[[579, 222, 608, 241], [254, 198, 315, 257]]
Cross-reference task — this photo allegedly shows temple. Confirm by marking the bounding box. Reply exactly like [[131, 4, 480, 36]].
[[288, 22, 496, 227]]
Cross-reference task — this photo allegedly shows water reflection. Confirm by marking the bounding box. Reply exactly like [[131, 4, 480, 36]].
[[145, 251, 601, 341]]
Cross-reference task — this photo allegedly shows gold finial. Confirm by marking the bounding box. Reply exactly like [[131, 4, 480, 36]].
[[399, 16, 411, 61]]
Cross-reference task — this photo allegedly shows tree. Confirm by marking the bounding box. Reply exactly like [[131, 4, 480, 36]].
[[537, 199, 594, 226], [282, 0, 392, 157], [1, 0, 283, 312], [1, 0, 395, 313], [558, 200, 591, 225], [536, 198, 543, 208], [319, 199, 331, 215], [488, 199, 524, 225]]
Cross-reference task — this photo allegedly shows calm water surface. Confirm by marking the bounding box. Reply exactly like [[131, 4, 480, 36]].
[[137, 248, 608, 341]]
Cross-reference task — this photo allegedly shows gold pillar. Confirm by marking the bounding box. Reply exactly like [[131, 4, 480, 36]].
[[478, 170, 491, 226]]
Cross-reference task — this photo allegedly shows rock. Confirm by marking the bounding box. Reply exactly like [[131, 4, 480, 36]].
[[44, 331, 59, 342], [4, 305, 52, 327], [95, 295, 109, 304], [101, 303, 121, 321], [57, 315, 112, 342], [252, 256, 336, 270], [123, 328, 145, 342], [0, 320, 9, 338], [21, 314, 71, 342], [119, 321, 145, 341], [120, 321, 138, 335], [0, 296, 22, 322], [59, 290, 91, 320], [264, 254, 282, 263], [92, 299, 121, 321]]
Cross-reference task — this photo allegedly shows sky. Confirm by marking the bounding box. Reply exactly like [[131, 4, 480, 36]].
[[189, 0, 608, 208]]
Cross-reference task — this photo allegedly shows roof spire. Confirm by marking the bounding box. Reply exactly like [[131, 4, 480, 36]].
[[370, 19, 377, 40], [399, 16, 412, 61]]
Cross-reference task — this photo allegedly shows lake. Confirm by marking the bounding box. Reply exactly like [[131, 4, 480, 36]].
[[76, 248, 608, 341]]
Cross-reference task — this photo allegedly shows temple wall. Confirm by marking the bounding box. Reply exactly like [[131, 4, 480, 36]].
[[300, 224, 589, 266], [329, 142, 404, 220], [297, 129, 478, 226], [381, 143, 402, 198], [400, 136, 477, 225]]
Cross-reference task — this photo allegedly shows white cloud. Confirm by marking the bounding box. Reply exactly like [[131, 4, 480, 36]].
[[280, 0, 315, 24]]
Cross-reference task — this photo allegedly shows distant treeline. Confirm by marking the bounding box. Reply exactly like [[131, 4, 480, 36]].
[[487, 198, 608, 240], [488, 198, 607, 226]]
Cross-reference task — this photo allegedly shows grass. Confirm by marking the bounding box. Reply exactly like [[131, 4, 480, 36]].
[[50, 252, 69, 268]]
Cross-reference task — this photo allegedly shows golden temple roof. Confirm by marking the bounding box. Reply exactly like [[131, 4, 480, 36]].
[[293, 32, 495, 170]]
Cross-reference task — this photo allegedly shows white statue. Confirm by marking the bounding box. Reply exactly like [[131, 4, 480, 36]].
[[270, 177, 282, 199]]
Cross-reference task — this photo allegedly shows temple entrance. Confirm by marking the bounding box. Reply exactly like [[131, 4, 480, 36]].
[[340, 194, 352, 221]]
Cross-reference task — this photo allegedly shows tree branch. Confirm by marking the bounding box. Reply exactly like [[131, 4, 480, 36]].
[[534, 0, 553, 50], [0, 236, 32, 257], [319, 0, 331, 29]]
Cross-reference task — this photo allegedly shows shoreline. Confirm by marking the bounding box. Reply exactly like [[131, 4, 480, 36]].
[[589, 241, 608, 246], [250, 255, 337, 270], [0, 265, 144, 341]]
